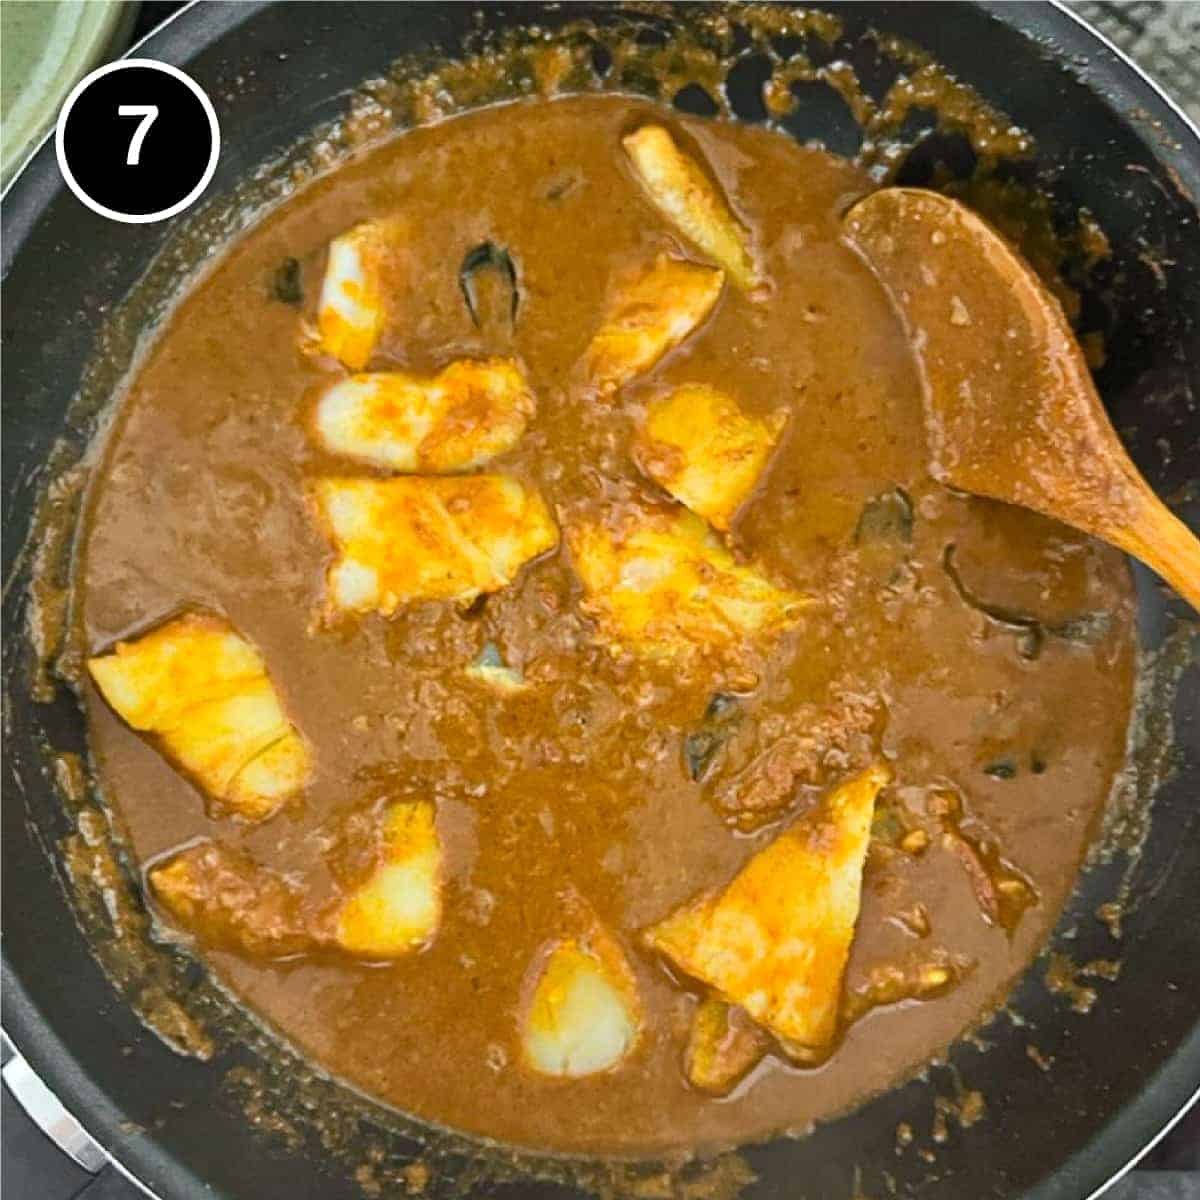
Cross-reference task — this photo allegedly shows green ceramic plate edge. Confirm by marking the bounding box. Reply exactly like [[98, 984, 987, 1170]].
[[1, 1, 140, 189]]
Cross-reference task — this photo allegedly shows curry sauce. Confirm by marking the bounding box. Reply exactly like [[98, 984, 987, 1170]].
[[79, 95, 1136, 1154]]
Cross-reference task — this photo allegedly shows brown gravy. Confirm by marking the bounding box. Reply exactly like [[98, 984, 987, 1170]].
[[80, 95, 1136, 1154]]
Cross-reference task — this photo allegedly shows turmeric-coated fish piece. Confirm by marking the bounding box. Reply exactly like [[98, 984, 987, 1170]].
[[521, 923, 642, 1078], [311, 474, 559, 615], [645, 764, 891, 1056], [315, 218, 404, 370], [87, 614, 310, 821], [149, 801, 444, 963], [335, 800, 443, 958], [623, 125, 761, 292], [581, 256, 724, 396], [313, 358, 535, 472], [685, 997, 772, 1095], [149, 841, 313, 959], [635, 385, 788, 530], [568, 506, 808, 660]]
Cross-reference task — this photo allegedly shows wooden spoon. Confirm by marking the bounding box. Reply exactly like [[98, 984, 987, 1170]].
[[842, 187, 1200, 612]]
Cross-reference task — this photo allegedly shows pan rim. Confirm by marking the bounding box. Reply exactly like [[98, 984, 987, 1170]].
[[3, 3, 1199, 1198]]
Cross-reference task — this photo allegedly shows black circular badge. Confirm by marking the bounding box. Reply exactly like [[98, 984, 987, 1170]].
[[56, 59, 219, 224]]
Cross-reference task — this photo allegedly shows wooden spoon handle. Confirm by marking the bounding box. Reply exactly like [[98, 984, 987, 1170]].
[[1115, 493, 1200, 613]]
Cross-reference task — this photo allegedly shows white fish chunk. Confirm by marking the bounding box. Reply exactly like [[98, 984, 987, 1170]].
[[568, 505, 809, 660], [335, 800, 443, 958], [315, 218, 404, 370], [313, 358, 535, 473], [311, 474, 559, 615], [522, 926, 641, 1078], [150, 801, 444, 962], [580, 255, 723, 396], [635, 384, 787, 530], [645, 764, 891, 1056], [87, 614, 310, 821], [149, 841, 312, 959], [623, 125, 761, 292], [685, 997, 772, 1095]]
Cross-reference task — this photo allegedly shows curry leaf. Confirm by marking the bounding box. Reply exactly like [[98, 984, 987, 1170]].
[[942, 543, 1112, 662], [942, 544, 1045, 659], [983, 757, 1018, 780], [459, 242, 520, 331], [272, 257, 303, 306], [683, 693, 742, 782]]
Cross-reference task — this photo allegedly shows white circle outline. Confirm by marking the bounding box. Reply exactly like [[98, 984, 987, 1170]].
[[54, 58, 220, 225]]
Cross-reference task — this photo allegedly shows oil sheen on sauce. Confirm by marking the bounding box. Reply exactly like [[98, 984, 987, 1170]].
[[80, 95, 1136, 1154]]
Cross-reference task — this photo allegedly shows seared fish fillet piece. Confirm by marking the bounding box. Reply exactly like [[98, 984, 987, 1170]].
[[312, 474, 559, 615], [646, 764, 891, 1055], [149, 841, 313, 959], [581, 256, 724, 396], [316, 219, 404, 371], [313, 358, 535, 472], [568, 506, 808, 660], [685, 997, 772, 1096], [87, 614, 310, 821], [336, 800, 443, 958], [623, 125, 761, 292], [522, 923, 642, 1078], [635, 385, 787, 530], [148, 801, 443, 962]]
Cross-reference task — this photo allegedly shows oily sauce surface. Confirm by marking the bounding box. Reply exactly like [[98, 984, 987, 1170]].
[[80, 96, 1136, 1154]]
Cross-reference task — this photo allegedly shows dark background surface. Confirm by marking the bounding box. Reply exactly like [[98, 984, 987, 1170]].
[[3, 2, 1197, 1197]]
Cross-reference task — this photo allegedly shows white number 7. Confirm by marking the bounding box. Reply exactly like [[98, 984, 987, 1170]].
[[117, 104, 159, 166]]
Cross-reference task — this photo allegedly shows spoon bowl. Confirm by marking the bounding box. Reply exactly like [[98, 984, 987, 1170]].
[[843, 186, 1200, 612]]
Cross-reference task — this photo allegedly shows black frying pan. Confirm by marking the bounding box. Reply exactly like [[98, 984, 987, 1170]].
[[3, 4, 1199, 1199]]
